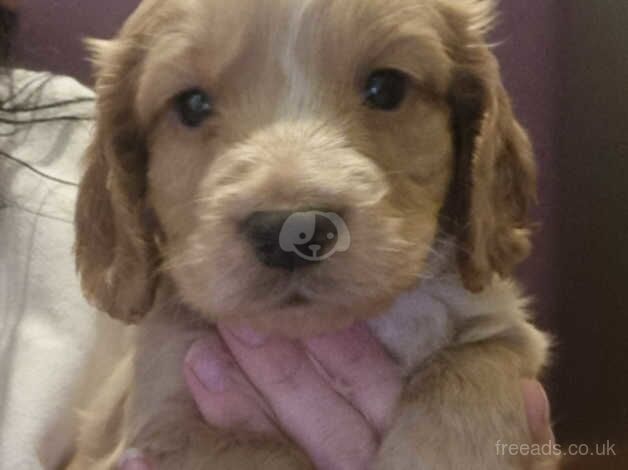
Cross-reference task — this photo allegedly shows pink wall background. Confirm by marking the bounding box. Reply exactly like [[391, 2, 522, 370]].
[[14, 0, 138, 81], [494, 0, 559, 327]]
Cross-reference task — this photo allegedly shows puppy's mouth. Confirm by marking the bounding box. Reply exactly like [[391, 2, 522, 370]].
[[278, 292, 311, 309]]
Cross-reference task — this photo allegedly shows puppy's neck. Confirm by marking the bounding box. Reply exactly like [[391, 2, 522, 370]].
[[368, 270, 527, 374]]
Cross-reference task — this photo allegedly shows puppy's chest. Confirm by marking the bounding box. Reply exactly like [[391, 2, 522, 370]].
[[367, 288, 455, 376]]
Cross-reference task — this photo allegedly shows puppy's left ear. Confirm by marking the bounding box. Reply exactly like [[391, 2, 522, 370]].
[[440, 0, 537, 292], [75, 37, 158, 323]]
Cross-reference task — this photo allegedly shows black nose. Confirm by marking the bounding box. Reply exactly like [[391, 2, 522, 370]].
[[242, 210, 340, 271]]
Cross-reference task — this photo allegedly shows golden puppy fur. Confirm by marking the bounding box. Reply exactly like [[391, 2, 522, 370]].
[[68, 0, 557, 468]]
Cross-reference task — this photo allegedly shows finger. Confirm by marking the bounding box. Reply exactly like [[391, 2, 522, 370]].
[[118, 449, 152, 470], [184, 338, 277, 434], [304, 323, 402, 434], [521, 379, 555, 444], [219, 325, 378, 470]]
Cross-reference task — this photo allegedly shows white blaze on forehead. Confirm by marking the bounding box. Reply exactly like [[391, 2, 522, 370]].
[[279, 0, 319, 118]]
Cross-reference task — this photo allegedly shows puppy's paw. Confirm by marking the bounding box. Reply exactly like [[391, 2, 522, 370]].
[[374, 343, 560, 470], [374, 405, 558, 470]]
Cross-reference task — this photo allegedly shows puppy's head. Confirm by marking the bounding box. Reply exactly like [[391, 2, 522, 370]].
[[75, 0, 535, 335]]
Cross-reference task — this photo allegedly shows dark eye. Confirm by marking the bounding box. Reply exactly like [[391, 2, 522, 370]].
[[175, 89, 213, 127], [363, 69, 408, 111]]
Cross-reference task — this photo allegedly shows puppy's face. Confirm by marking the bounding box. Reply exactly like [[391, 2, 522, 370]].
[[76, 0, 536, 335]]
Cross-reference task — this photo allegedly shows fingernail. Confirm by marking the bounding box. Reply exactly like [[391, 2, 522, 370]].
[[118, 449, 149, 470], [185, 341, 227, 392], [228, 326, 267, 347]]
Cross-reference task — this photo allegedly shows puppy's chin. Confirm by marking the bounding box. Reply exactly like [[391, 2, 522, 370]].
[[215, 295, 395, 337], [171, 242, 435, 336], [173, 250, 430, 337]]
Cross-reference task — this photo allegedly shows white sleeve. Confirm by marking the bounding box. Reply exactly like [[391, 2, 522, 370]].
[[0, 70, 102, 469]]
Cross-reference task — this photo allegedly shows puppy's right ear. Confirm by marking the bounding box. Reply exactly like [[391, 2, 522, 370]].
[[438, 0, 537, 292], [75, 39, 157, 323]]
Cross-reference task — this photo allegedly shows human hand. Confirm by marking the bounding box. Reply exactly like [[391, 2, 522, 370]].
[[120, 324, 553, 470]]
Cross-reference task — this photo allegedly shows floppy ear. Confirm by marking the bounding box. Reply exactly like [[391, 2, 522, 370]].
[[440, 0, 537, 292], [75, 38, 158, 323]]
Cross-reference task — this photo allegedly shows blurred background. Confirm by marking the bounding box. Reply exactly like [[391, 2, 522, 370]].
[[8, 0, 628, 468]]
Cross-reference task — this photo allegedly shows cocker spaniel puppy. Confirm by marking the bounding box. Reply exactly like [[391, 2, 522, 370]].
[[69, 0, 557, 468]]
